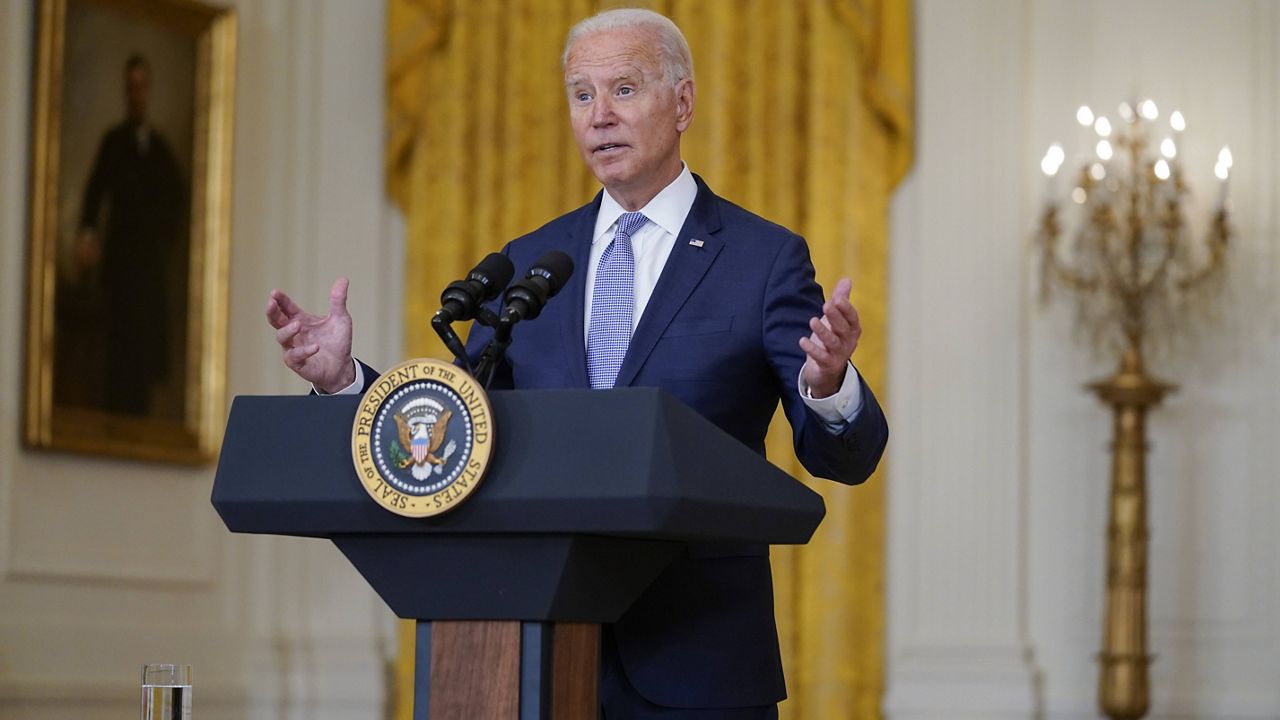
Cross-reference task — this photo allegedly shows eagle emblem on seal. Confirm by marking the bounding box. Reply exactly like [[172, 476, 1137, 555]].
[[392, 398, 458, 480]]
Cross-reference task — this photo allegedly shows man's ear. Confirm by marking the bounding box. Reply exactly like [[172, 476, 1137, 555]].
[[675, 78, 696, 132]]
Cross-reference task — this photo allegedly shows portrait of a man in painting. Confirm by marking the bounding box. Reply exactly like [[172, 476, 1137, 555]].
[[25, 0, 234, 462]]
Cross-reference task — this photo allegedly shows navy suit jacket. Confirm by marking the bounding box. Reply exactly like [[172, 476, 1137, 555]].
[[444, 175, 889, 709]]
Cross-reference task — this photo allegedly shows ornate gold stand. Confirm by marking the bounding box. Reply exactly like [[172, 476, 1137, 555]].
[[1088, 346, 1174, 720], [1037, 100, 1231, 719]]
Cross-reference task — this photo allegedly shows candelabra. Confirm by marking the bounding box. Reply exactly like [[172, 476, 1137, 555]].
[[1035, 99, 1232, 720]]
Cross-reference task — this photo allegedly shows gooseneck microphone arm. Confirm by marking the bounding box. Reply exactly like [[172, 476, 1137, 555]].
[[472, 315, 515, 389], [431, 312, 472, 373]]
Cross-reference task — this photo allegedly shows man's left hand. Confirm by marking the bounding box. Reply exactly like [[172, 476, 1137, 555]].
[[799, 277, 861, 399]]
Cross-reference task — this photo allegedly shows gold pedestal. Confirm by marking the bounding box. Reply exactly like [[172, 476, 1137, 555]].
[[1088, 348, 1174, 720]]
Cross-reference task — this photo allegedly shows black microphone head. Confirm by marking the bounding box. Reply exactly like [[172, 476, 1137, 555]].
[[526, 251, 574, 297], [468, 252, 515, 301]]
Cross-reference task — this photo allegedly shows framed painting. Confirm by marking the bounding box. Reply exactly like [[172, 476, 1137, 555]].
[[25, 0, 235, 462]]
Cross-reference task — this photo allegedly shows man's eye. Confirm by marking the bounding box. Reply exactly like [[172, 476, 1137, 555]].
[[576, 92, 592, 102], [618, 87, 634, 96]]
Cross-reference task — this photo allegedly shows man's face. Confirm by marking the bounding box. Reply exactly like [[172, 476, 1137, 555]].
[[126, 66, 150, 122], [564, 28, 694, 205]]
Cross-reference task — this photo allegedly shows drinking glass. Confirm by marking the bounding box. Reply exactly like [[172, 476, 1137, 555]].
[[140, 663, 192, 720]]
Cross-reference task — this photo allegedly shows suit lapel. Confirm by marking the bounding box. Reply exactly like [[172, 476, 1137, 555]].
[[559, 193, 602, 388], [613, 176, 724, 388]]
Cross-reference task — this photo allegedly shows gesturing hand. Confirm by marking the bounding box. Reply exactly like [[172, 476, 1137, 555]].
[[265, 277, 356, 394], [799, 277, 862, 399]]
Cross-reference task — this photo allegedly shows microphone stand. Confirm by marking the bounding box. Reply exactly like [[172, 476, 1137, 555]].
[[472, 310, 514, 390], [434, 302, 514, 389]]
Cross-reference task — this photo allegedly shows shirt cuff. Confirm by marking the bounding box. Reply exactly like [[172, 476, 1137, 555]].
[[797, 361, 863, 429], [314, 358, 364, 396]]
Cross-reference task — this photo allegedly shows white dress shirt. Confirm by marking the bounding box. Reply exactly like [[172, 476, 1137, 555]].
[[585, 164, 695, 339], [331, 164, 864, 428]]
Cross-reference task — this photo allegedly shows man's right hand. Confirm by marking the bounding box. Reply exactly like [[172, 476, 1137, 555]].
[[266, 277, 356, 393]]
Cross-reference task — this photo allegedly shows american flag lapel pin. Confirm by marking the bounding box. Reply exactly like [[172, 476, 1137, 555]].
[[689, 238, 705, 248]]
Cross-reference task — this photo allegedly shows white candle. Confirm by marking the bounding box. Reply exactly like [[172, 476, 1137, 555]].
[[1215, 146, 1233, 205], [1041, 143, 1064, 201]]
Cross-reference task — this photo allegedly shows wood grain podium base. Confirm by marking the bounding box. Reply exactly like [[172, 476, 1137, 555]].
[[415, 620, 599, 720]]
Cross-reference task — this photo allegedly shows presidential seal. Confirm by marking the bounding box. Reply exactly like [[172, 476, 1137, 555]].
[[351, 358, 494, 517]]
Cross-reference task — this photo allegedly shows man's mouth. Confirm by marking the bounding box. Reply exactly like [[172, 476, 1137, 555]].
[[594, 143, 628, 154]]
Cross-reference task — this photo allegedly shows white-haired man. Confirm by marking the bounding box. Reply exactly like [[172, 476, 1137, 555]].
[[267, 8, 887, 718]]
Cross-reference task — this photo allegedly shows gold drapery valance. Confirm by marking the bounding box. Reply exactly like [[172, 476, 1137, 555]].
[[385, 2, 912, 717]]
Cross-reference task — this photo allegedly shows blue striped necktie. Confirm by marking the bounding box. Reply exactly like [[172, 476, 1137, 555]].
[[587, 211, 648, 389]]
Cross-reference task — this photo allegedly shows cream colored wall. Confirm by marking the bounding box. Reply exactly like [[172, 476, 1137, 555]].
[[887, 1, 1280, 718], [0, 1, 402, 718]]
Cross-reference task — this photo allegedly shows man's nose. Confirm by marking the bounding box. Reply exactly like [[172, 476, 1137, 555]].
[[591, 96, 616, 126]]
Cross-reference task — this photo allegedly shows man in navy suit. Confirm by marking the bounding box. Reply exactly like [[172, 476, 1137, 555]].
[[267, 8, 886, 718]]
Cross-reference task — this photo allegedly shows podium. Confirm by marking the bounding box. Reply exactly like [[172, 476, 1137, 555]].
[[212, 387, 824, 719]]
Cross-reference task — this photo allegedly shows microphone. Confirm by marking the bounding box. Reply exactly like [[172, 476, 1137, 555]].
[[432, 253, 514, 371], [435, 252, 514, 324], [502, 251, 575, 323], [472, 251, 574, 389]]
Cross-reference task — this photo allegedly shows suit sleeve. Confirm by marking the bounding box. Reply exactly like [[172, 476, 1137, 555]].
[[762, 234, 888, 484], [356, 359, 380, 393], [307, 358, 381, 396]]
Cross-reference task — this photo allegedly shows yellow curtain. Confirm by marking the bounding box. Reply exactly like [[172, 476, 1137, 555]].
[[385, 1, 912, 718]]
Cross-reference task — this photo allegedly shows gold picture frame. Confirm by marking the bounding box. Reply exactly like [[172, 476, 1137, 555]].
[[25, 0, 235, 463]]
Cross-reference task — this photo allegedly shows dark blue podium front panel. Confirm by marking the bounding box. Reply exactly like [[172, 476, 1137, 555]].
[[212, 388, 824, 622]]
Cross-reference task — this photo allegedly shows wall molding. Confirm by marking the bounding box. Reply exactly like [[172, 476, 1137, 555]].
[[0, 2, 396, 719], [0, 625, 386, 717], [888, 1, 1279, 718], [885, 0, 1039, 715]]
